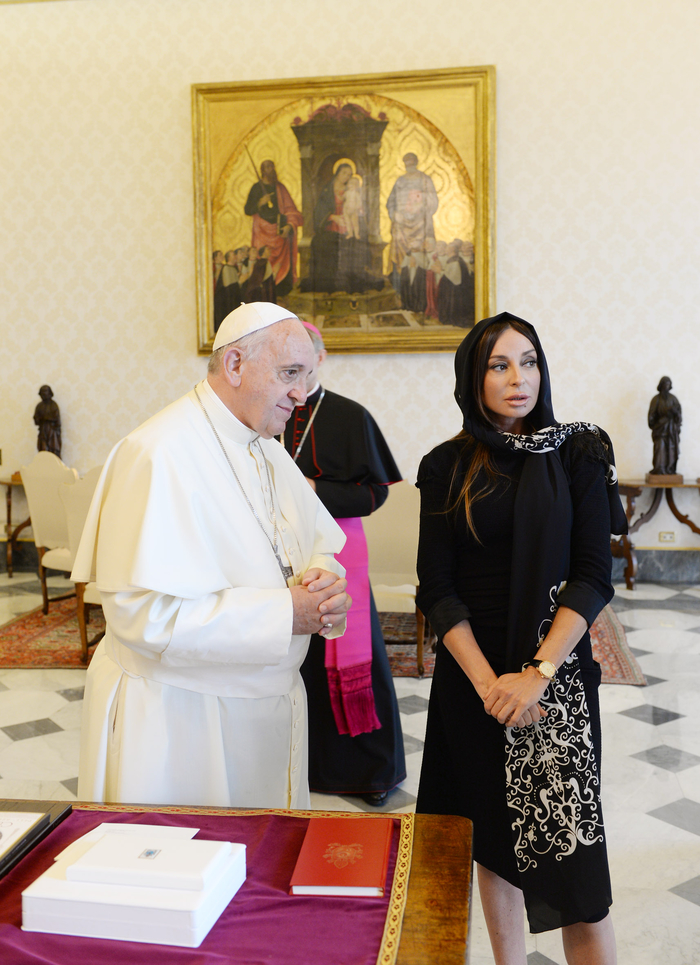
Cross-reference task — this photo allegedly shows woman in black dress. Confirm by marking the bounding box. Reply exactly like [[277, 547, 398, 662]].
[[415, 313, 626, 964]]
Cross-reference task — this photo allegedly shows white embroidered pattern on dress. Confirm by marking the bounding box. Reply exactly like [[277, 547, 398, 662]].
[[505, 584, 605, 873]]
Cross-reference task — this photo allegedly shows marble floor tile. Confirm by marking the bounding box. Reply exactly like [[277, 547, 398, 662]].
[[0, 668, 87, 691], [619, 703, 684, 726], [398, 710, 428, 742], [0, 594, 45, 624], [0, 730, 79, 782], [396, 694, 429, 714], [631, 744, 700, 772], [401, 733, 424, 755], [616, 608, 700, 631], [624, 627, 700, 656], [1, 717, 63, 741], [613, 582, 683, 601], [609, 886, 700, 965], [0, 777, 77, 801], [0, 573, 36, 587], [648, 797, 700, 837], [0, 688, 69, 727], [669, 874, 700, 908], [527, 951, 561, 965]]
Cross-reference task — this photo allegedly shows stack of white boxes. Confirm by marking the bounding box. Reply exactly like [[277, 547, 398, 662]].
[[22, 824, 246, 948]]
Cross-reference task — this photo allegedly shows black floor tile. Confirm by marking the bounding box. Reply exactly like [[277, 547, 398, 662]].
[[619, 704, 683, 726], [397, 695, 429, 715], [527, 952, 562, 965], [631, 745, 700, 772], [670, 875, 700, 907], [61, 777, 78, 796], [648, 798, 700, 836], [641, 675, 666, 687], [57, 687, 85, 702], [402, 734, 424, 755], [1, 718, 63, 741]]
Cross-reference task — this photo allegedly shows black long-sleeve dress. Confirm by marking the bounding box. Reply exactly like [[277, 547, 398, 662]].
[[415, 435, 614, 915], [284, 387, 406, 795]]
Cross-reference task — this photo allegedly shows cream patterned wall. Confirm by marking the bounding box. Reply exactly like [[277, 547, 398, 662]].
[[1, 0, 699, 548]]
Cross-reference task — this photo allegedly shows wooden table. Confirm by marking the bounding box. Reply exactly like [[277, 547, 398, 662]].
[[397, 811, 472, 964], [0, 474, 31, 578], [614, 478, 700, 590]]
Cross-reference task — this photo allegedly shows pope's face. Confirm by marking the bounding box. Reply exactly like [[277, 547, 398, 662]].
[[237, 320, 314, 438]]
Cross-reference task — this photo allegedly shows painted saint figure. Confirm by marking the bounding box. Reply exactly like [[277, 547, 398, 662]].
[[244, 159, 303, 299], [33, 385, 61, 458], [387, 153, 439, 291], [648, 376, 682, 475]]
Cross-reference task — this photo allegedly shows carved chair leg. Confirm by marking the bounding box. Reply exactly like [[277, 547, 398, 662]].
[[37, 547, 49, 615], [415, 603, 425, 677]]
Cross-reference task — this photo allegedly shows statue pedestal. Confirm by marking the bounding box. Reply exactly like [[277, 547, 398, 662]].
[[645, 472, 683, 484]]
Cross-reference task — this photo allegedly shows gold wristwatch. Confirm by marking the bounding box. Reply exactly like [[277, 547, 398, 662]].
[[525, 659, 557, 681]]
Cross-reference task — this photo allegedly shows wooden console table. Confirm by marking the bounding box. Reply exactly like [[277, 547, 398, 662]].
[[613, 478, 700, 590], [0, 474, 31, 578]]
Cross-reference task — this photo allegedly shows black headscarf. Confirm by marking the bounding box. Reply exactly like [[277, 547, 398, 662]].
[[454, 312, 623, 929]]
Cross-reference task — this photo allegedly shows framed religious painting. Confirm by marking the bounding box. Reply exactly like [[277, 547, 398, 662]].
[[192, 66, 495, 354]]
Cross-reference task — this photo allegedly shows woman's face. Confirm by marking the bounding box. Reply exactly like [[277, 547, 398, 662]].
[[482, 327, 540, 432], [336, 165, 352, 185]]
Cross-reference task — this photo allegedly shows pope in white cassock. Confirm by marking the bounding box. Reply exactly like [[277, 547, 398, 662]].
[[74, 302, 349, 809]]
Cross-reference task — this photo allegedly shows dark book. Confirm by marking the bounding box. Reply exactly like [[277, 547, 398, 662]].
[[0, 799, 72, 878], [289, 817, 393, 897]]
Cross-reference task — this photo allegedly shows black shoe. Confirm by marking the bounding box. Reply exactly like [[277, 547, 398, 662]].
[[361, 791, 388, 806]]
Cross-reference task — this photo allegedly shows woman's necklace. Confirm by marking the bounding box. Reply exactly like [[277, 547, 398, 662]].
[[193, 384, 293, 583], [292, 388, 325, 462]]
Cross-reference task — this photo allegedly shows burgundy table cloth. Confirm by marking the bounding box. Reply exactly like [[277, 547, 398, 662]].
[[0, 807, 406, 965]]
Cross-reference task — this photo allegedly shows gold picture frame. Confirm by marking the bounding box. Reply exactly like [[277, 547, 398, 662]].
[[192, 66, 495, 355]]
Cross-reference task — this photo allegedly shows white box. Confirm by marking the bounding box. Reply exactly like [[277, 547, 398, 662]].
[[66, 833, 231, 891], [22, 831, 246, 948]]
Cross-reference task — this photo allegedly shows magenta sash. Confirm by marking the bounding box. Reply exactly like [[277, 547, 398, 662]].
[[324, 517, 381, 737]]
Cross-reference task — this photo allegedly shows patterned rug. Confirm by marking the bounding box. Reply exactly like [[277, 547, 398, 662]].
[[0, 598, 103, 668], [380, 604, 646, 685]]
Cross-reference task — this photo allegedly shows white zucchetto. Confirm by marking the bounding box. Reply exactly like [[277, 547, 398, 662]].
[[213, 301, 299, 351]]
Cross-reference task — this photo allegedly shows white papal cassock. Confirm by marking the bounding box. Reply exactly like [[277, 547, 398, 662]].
[[74, 379, 346, 809]]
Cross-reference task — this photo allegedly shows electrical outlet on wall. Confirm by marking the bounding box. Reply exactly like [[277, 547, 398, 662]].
[[659, 531, 675, 543]]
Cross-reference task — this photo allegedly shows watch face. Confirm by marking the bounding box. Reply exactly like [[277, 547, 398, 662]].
[[539, 660, 556, 679]]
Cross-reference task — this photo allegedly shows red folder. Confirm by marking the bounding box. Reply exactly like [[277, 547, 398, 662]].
[[289, 817, 393, 897]]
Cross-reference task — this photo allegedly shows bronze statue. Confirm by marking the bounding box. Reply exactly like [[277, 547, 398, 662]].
[[648, 376, 681, 477], [33, 385, 62, 458]]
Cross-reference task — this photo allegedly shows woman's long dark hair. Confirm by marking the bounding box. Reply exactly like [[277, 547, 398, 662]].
[[448, 318, 538, 538]]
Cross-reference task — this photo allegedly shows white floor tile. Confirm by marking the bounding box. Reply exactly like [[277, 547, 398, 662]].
[[0, 688, 68, 727], [0, 668, 86, 691], [0, 573, 35, 587], [617, 609, 700, 631], [614, 583, 683, 601], [0, 778, 76, 801], [623, 627, 700, 656], [0, 730, 79, 782]]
